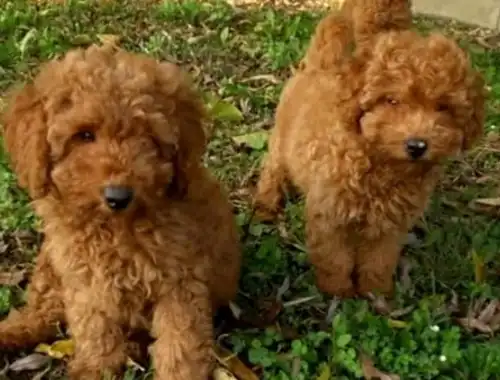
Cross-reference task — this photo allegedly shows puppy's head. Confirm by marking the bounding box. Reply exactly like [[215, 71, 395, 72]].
[[358, 31, 485, 163], [2, 45, 206, 216]]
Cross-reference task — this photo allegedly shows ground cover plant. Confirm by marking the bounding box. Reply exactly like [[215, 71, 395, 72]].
[[0, 0, 500, 379]]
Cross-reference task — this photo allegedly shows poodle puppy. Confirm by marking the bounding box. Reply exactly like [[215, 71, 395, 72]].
[[0, 44, 241, 380], [254, 0, 485, 298]]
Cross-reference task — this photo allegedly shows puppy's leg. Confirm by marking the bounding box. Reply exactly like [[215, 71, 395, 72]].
[[65, 289, 127, 380], [306, 202, 355, 298], [0, 247, 64, 350], [151, 284, 213, 380], [355, 234, 402, 297], [254, 133, 286, 222]]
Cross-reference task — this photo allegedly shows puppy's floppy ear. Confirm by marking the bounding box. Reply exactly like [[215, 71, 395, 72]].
[[155, 62, 207, 197], [2, 83, 51, 199], [462, 70, 486, 151]]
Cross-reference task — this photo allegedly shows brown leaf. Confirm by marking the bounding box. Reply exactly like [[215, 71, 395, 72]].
[[389, 306, 415, 319], [398, 256, 413, 292], [468, 198, 500, 216], [471, 198, 500, 207], [213, 366, 238, 380], [242, 74, 280, 84], [361, 353, 400, 380], [0, 269, 26, 286], [447, 291, 460, 314], [488, 312, 500, 332], [477, 300, 500, 324], [9, 354, 51, 372], [213, 344, 259, 380], [456, 317, 494, 335], [366, 293, 393, 316], [96, 34, 121, 48]]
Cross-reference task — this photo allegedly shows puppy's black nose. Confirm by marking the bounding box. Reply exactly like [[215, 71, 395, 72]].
[[405, 138, 428, 160], [103, 186, 134, 211]]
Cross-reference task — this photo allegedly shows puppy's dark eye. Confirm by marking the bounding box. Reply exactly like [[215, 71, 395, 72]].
[[73, 130, 96, 143], [386, 97, 399, 105], [436, 103, 450, 112]]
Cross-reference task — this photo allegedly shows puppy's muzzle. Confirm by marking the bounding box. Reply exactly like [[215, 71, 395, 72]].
[[103, 185, 134, 211]]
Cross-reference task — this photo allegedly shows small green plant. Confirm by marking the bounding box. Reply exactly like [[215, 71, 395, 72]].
[[0, 287, 13, 315]]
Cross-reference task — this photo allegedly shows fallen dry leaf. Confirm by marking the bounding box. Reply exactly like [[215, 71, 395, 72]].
[[31, 366, 52, 380], [0, 268, 27, 286], [324, 297, 340, 324], [276, 277, 290, 301], [96, 34, 121, 47], [213, 366, 238, 380], [488, 312, 500, 332], [126, 357, 146, 372], [361, 354, 400, 380], [477, 299, 500, 324], [228, 300, 243, 320], [366, 293, 393, 316], [471, 250, 486, 284], [398, 256, 414, 292], [471, 197, 500, 207], [242, 74, 280, 84], [456, 317, 494, 335], [389, 305, 415, 319], [468, 198, 500, 216], [213, 344, 259, 380], [447, 291, 460, 314], [9, 353, 51, 372]]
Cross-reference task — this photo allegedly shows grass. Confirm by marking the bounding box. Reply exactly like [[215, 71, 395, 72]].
[[0, 0, 500, 379]]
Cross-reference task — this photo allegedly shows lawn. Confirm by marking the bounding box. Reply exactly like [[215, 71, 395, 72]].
[[0, 0, 500, 379]]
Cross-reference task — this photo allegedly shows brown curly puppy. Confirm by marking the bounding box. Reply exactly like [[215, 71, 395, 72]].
[[0, 44, 241, 380], [254, 0, 485, 298]]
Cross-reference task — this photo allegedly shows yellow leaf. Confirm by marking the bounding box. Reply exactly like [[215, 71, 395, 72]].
[[213, 344, 259, 380], [34, 343, 51, 355], [205, 94, 244, 122], [316, 363, 331, 380], [232, 131, 269, 151], [213, 367, 238, 380], [35, 339, 74, 360], [387, 319, 409, 329], [471, 250, 486, 284], [35, 339, 142, 368]]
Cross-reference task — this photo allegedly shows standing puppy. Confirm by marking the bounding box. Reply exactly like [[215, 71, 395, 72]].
[[0, 44, 241, 380], [254, 0, 485, 297]]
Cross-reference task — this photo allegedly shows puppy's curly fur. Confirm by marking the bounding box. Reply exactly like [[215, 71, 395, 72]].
[[254, 0, 485, 298], [0, 45, 241, 380]]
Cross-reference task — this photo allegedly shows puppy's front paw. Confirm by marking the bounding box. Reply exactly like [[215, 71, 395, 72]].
[[253, 202, 279, 223], [356, 271, 394, 298], [315, 269, 356, 299]]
